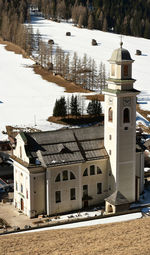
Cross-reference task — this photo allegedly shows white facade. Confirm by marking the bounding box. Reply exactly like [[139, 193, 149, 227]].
[[12, 45, 144, 218], [104, 43, 140, 202]]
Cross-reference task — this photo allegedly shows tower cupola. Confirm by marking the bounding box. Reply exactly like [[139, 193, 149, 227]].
[[108, 42, 135, 91]]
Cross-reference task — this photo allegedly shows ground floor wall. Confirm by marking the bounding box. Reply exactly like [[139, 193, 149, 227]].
[[46, 159, 109, 216]]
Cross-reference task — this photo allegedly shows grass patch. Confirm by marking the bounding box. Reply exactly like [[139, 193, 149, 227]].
[[0, 37, 28, 58], [33, 64, 91, 93], [0, 218, 9, 229], [48, 115, 104, 126]]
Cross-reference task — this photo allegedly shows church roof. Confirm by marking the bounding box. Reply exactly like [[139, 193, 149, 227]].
[[105, 190, 129, 206], [109, 43, 133, 62], [22, 126, 108, 167]]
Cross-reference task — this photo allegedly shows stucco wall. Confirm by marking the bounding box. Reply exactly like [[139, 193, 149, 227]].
[[46, 159, 109, 215], [13, 134, 29, 163], [13, 161, 30, 216]]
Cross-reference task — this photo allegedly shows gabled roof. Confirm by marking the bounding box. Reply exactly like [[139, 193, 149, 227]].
[[105, 190, 129, 206], [22, 126, 108, 167]]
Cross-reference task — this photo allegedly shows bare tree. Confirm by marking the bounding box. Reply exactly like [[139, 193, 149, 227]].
[[71, 52, 78, 83]]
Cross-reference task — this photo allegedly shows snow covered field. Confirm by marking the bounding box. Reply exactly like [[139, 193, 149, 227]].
[[0, 44, 68, 140], [31, 15, 150, 108], [1, 15, 150, 140]]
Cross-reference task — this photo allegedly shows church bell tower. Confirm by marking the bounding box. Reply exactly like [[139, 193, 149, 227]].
[[103, 42, 140, 202]]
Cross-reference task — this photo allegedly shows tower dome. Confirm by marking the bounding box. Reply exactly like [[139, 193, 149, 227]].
[[109, 42, 133, 63]]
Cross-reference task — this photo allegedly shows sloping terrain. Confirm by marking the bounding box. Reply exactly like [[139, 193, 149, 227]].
[[0, 217, 150, 255]]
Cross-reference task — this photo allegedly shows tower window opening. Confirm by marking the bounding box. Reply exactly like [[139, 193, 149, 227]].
[[123, 108, 130, 123], [124, 65, 128, 76], [111, 64, 115, 76], [108, 107, 113, 122]]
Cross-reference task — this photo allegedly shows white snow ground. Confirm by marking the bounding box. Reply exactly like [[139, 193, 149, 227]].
[[1, 15, 150, 140], [31, 15, 150, 111], [0, 44, 72, 140]]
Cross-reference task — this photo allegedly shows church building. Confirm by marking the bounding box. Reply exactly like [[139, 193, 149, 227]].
[[12, 44, 144, 218]]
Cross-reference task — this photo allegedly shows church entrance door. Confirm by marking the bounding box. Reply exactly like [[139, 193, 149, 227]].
[[84, 200, 88, 208], [21, 198, 24, 211]]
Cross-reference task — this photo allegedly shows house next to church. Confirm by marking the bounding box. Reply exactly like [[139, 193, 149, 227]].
[[12, 43, 144, 218]]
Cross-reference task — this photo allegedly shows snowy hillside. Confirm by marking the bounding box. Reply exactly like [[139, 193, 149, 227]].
[[0, 15, 150, 140], [31, 15, 150, 101], [0, 44, 66, 140]]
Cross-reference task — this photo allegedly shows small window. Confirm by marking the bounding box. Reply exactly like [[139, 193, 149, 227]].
[[70, 188, 76, 200], [26, 189, 28, 199], [55, 191, 61, 203], [97, 167, 102, 174], [21, 184, 23, 193], [111, 64, 115, 76], [109, 134, 112, 140], [109, 150, 111, 155], [97, 183, 102, 194], [90, 165, 95, 175], [123, 108, 130, 123], [70, 172, 75, 180], [124, 65, 128, 76], [55, 174, 61, 182], [20, 146, 22, 159], [63, 170, 68, 181], [83, 185, 88, 196], [21, 173, 23, 177], [108, 107, 113, 122], [16, 181, 18, 191], [83, 168, 88, 176]]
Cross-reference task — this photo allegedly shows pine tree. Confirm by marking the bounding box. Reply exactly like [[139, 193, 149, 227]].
[[88, 14, 94, 29], [70, 95, 81, 117], [87, 99, 102, 116], [53, 97, 67, 117]]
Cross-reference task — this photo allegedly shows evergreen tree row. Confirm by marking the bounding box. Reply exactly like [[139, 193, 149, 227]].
[[53, 95, 102, 117], [0, 0, 34, 55]]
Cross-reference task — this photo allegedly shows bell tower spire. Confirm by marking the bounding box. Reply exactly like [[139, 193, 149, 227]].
[[103, 44, 140, 202]]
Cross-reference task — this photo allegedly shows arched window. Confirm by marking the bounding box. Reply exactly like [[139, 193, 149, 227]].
[[83, 168, 88, 176], [108, 107, 113, 122], [63, 170, 68, 181], [97, 167, 102, 174], [55, 173, 61, 182], [70, 171, 76, 180], [123, 108, 130, 123], [90, 165, 95, 175]]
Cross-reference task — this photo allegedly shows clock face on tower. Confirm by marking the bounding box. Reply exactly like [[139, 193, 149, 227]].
[[123, 97, 131, 106], [109, 97, 113, 104]]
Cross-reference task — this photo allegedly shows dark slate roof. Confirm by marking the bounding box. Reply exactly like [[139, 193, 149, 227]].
[[105, 190, 129, 206], [22, 126, 108, 167], [109, 46, 133, 62]]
